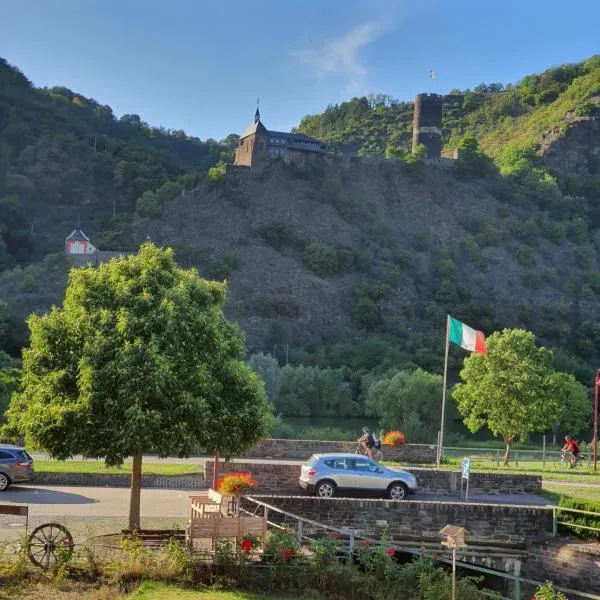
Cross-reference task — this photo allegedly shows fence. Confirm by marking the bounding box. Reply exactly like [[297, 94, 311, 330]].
[[443, 446, 597, 471], [552, 505, 600, 537], [241, 496, 600, 600]]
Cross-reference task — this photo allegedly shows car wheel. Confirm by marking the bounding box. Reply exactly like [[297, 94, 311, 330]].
[[0, 473, 10, 492], [387, 482, 407, 500], [316, 480, 336, 498]]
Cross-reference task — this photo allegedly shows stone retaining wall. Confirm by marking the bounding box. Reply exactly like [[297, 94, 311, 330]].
[[205, 461, 542, 496], [35, 472, 204, 489], [522, 539, 600, 594], [246, 440, 437, 463], [241, 495, 552, 547]]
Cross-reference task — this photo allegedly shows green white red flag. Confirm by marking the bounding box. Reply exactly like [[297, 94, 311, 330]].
[[448, 316, 487, 355]]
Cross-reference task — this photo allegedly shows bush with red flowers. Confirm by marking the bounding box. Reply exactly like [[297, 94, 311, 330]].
[[382, 431, 406, 446], [216, 472, 257, 496]]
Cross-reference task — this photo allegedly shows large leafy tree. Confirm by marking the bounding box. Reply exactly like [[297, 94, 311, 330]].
[[548, 371, 591, 444], [453, 329, 564, 464], [366, 368, 443, 443], [4, 244, 272, 529]]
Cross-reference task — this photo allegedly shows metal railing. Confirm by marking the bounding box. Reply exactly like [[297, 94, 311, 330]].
[[241, 496, 600, 600], [552, 505, 600, 537]]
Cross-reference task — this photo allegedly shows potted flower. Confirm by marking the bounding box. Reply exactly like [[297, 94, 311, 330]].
[[217, 472, 257, 515]]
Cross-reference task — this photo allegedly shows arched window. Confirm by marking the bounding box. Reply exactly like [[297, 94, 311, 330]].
[[260, 142, 265, 151]]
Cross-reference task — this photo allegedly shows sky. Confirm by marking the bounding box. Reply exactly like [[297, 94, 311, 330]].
[[2, 0, 599, 141]]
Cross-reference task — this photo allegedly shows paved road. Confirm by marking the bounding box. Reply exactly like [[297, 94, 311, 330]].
[[0, 484, 551, 519]]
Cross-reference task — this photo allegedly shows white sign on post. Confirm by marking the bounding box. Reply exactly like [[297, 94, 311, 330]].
[[462, 458, 470, 480], [461, 458, 471, 503]]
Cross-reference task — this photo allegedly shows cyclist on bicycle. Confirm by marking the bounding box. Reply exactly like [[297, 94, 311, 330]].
[[562, 435, 581, 467], [358, 426, 376, 459]]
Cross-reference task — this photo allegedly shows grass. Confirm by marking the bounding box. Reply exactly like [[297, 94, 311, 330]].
[[0, 581, 320, 600], [128, 582, 321, 599], [541, 483, 600, 505], [34, 460, 200, 477]]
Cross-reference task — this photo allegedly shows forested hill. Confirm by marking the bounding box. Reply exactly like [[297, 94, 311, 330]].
[[0, 57, 229, 269], [295, 56, 600, 167], [1, 54, 600, 397]]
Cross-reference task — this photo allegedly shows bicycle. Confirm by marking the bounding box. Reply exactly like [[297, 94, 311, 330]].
[[553, 451, 587, 470], [355, 442, 384, 463]]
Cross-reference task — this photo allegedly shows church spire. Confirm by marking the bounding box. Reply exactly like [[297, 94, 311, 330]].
[[254, 98, 260, 123]]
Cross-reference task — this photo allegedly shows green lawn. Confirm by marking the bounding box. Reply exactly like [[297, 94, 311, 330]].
[[541, 482, 600, 505], [35, 460, 200, 477], [128, 582, 319, 600]]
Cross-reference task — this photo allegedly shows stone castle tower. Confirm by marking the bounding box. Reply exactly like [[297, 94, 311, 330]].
[[412, 93, 443, 159]]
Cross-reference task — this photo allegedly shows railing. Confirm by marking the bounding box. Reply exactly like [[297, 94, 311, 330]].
[[241, 496, 600, 600], [552, 505, 600, 537], [443, 446, 597, 470]]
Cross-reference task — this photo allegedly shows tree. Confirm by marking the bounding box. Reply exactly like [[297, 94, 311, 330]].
[[0, 352, 20, 423], [366, 368, 442, 443], [453, 329, 563, 464], [548, 371, 591, 444], [248, 352, 281, 402], [3, 244, 272, 529]]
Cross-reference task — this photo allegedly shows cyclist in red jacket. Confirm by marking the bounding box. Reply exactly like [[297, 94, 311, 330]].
[[562, 436, 580, 467]]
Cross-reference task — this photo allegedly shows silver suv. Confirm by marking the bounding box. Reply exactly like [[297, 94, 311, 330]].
[[0, 445, 35, 491], [299, 453, 417, 500]]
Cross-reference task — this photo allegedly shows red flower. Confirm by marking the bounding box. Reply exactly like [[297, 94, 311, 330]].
[[386, 548, 396, 557], [241, 537, 253, 553], [278, 547, 296, 561], [364, 540, 370, 546]]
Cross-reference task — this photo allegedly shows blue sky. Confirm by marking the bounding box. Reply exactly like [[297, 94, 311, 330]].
[[2, 0, 599, 141]]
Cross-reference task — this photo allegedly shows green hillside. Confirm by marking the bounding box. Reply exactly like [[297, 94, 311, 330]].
[[296, 55, 600, 167], [1, 56, 600, 436], [0, 57, 228, 270]]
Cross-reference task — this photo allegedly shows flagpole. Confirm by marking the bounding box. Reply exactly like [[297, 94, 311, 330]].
[[438, 314, 450, 466]]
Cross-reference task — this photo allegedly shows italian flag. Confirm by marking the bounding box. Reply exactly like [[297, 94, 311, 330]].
[[448, 316, 487, 355]]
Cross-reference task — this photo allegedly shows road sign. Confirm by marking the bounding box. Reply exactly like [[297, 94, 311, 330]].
[[462, 457, 470, 480]]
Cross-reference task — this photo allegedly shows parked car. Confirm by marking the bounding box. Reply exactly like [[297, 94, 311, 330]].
[[299, 453, 417, 500], [0, 445, 35, 491]]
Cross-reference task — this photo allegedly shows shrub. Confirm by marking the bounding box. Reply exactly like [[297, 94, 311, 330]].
[[207, 161, 226, 184], [535, 581, 568, 599], [382, 430, 406, 446], [217, 472, 257, 496], [257, 221, 296, 249], [557, 497, 600, 540]]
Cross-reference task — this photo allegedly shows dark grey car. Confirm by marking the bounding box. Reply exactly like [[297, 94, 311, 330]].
[[0, 445, 35, 491]]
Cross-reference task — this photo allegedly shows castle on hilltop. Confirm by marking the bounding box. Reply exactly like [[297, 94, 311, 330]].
[[234, 106, 326, 168]]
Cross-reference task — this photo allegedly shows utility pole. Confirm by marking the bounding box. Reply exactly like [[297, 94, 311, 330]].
[[594, 369, 599, 472]]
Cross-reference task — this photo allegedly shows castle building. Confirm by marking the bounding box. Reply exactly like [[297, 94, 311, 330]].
[[412, 93, 443, 159], [234, 107, 326, 168]]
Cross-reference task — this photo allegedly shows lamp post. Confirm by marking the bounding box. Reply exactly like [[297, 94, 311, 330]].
[[594, 369, 599, 472]]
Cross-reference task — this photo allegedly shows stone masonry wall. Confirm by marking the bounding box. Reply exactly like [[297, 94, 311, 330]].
[[204, 461, 541, 496], [522, 539, 600, 595], [35, 472, 204, 489], [241, 495, 552, 548], [246, 440, 437, 463]]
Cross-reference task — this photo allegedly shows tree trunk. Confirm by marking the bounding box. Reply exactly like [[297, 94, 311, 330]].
[[128, 453, 142, 531], [503, 439, 512, 466], [552, 428, 557, 446]]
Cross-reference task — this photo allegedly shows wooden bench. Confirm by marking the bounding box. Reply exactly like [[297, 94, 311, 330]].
[[0, 504, 29, 532]]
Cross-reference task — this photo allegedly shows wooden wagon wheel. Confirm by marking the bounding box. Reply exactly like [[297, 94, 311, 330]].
[[27, 522, 74, 569]]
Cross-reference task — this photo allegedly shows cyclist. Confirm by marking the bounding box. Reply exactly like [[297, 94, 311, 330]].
[[358, 426, 376, 459], [562, 435, 581, 468]]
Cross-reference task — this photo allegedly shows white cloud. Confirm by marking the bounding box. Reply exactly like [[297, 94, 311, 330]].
[[294, 22, 385, 92]]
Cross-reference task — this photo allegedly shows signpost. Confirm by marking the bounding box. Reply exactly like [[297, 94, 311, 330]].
[[460, 457, 470, 502]]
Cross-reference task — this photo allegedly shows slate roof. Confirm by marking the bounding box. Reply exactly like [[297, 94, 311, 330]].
[[268, 131, 321, 143], [240, 120, 268, 139], [65, 228, 90, 242]]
